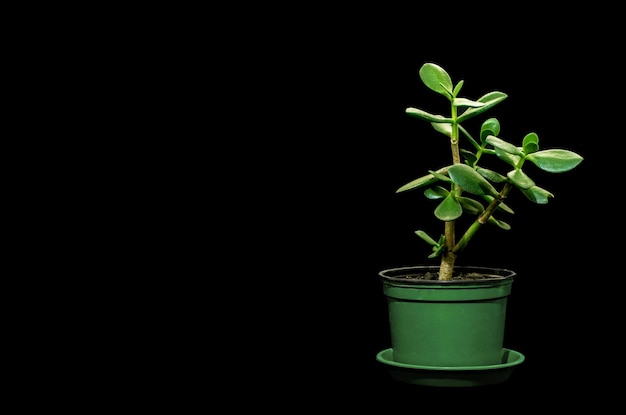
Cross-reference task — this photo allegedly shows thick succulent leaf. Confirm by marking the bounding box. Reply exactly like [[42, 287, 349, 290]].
[[482, 195, 515, 214], [424, 185, 449, 199], [485, 135, 523, 156], [428, 244, 444, 259], [507, 169, 535, 189], [458, 124, 481, 149], [520, 185, 554, 204], [432, 121, 452, 137], [477, 167, 507, 183], [522, 132, 539, 154], [434, 193, 462, 221], [452, 80, 464, 96], [478, 91, 509, 103], [419, 63, 453, 98], [396, 173, 440, 193], [457, 196, 485, 215], [415, 230, 439, 246], [416, 231, 445, 258], [406, 108, 453, 123], [448, 164, 499, 197], [494, 147, 521, 167], [498, 202, 514, 214], [483, 195, 515, 215], [456, 92, 507, 123], [487, 216, 511, 230], [453, 97, 486, 108], [525, 149, 584, 173], [460, 149, 478, 166], [429, 169, 452, 182], [480, 118, 501, 143]]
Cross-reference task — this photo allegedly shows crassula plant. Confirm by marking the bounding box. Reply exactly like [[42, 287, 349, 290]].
[[399, 62, 583, 281]]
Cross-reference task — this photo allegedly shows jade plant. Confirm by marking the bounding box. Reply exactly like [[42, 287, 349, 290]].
[[399, 62, 583, 280]]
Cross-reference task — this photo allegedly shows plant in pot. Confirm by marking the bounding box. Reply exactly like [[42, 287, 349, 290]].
[[376, 62, 583, 387]]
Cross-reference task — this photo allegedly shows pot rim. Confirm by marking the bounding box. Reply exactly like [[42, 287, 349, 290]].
[[379, 265, 516, 285]]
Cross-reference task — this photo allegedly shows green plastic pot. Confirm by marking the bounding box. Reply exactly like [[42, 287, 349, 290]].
[[377, 265, 524, 386]]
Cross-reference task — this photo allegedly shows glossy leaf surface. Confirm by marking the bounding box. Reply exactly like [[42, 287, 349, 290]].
[[432, 121, 452, 137], [405, 108, 452, 123], [448, 164, 499, 197], [434, 194, 462, 221], [520, 186, 554, 204], [419, 63, 453, 98], [396, 173, 440, 193], [480, 118, 501, 143], [507, 169, 535, 190], [522, 132, 539, 154], [477, 167, 507, 183], [457, 196, 484, 215], [526, 149, 584, 173], [487, 216, 511, 230], [486, 135, 523, 156], [457, 92, 507, 123], [415, 230, 438, 246], [424, 185, 449, 199], [453, 98, 486, 108], [482, 195, 515, 214]]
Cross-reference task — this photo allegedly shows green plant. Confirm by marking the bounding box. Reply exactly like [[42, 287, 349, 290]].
[[399, 62, 583, 280]]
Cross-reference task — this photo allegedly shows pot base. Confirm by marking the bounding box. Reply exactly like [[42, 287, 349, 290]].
[[376, 347, 525, 387]]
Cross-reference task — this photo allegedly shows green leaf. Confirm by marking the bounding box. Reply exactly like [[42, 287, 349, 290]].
[[428, 244, 444, 259], [448, 164, 499, 197], [432, 121, 452, 137], [494, 147, 521, 168], [415, 230, 439, 246], [482, 195, 515, 214], [405, 108, 453, 123], [428, 169, 452, 182], [477, 167, 507, 183], [522, 132, 539, 154], [526, 149, 584, 173], [480, 118, 501, 143], [453, 97, 486, 108], [452, 80, 464, 96], [460, 149, 478, 166], [396, 173, 439, 193], [424, 185, 449, 199], [419, 63, 453, 98], [520, 185, 554, 204], [459, 124, 482, 151], [497, 202, 514, 214], [457, 196, 485, 215], [485, 135, 523, 156], [416, 232, 445, 258], [487, 216, 511, 230], [434, 193, 462, 221], [456, 91, 507, 123], [507, 169, 535, 190]]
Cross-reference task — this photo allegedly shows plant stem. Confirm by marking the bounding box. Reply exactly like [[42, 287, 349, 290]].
[[439, 114, 462, 281], [454, 182, 514, 253], [438, 182, 512, 280], [439, 251, 456, 281]]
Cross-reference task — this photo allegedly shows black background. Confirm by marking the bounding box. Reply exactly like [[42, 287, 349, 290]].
[[23, 4, 624, 411], [199, 6, 621, 409]]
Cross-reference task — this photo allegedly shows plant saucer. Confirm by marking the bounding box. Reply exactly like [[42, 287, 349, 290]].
[[376, 347, 525, 387]]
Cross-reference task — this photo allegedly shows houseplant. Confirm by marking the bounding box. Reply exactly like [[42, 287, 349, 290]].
[[375, 62, 583, 387]]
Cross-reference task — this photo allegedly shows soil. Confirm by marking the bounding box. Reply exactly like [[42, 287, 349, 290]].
[[397, 271, 503, 281]]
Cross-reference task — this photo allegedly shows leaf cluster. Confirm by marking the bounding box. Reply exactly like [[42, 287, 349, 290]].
[[399, 63, 583, 259]]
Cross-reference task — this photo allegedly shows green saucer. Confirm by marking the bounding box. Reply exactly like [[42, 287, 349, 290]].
[[376, 347, 525, 387]]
